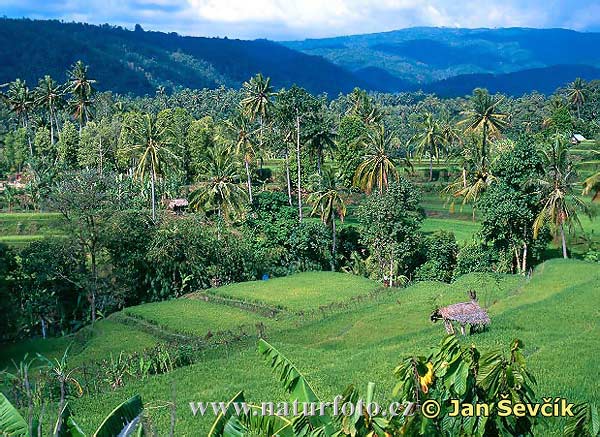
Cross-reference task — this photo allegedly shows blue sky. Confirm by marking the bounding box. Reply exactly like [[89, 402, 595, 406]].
[[1, 0, 599, 40]]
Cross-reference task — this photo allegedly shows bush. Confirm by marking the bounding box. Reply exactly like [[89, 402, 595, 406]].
[[415, 231, 458, 282], [453, 240, 494, 279]]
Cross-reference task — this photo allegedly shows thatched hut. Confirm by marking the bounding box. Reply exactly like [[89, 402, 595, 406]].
[[166, 198, 189, 215], [430, 291, 490, 335]]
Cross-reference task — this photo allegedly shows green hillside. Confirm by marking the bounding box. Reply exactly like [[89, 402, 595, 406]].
[[284, 27, 600, 92], [3, 261, 597, 435], [0, 18, 368, 96]]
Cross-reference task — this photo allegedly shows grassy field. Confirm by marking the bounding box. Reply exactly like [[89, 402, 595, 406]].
[[3, 260, 596, 435], [203, 271, 381, 312], [0, 211, 64, 247], [124, 298, 273, 337]]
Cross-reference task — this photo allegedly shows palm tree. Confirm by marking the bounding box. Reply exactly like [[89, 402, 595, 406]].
[[566, 78, 587, 119], [306, 117, 336, 178], [353, 125, 400, 194], [458, 88, 508, 167], [34, 75, 64, 146], [125, 113, 178, 220], [1, 79, 35, 156], [532, 135, 589, 258], [189, 145, 248, 224], [583, 171, 600, 201], [444, 161, 495, 221], [308, 169, 347, 270], [241, 73, 274, 169], [346, 88, 384, 126], [227, 111, 258, 203], [68, 60, 96, 132], [409, 112, 445, 181]]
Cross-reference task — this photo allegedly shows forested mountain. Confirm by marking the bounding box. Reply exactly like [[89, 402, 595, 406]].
[[422, 64, 600, 96], [284, 27, 600, 90], [0, 18, 369, 96], [2, 19, 600, 96]]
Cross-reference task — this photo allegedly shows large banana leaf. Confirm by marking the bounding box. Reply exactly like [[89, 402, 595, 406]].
[[54, 402, 86, 437], [93, 395, 143, 437], [209, 391, 294, 437], [257, 340, 320, 404], [257, 339, 334, 434], [0, 392, 29, 437], [222, 407, 294, 437], [208, 391, 246, 437]]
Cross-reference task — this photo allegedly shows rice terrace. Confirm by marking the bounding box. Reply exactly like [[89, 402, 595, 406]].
[[0, 3, 600, 437]]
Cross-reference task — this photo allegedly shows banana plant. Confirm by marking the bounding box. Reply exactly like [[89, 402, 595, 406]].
[[563, 403, 599, 437], [210, 340, 388, 437], [0, 392, 29, 437], [0, 392, 144, 437]]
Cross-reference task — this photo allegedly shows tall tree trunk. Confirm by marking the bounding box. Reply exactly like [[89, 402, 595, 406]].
[[389, 254, 394, 287], [245, 159, 253, 203], [296, 113, 302, 222], [151, 171, 156, 221], [90, 249, 97, 323], [560, 224, 568, 259], [317, 149, 322, 178], [56, 379, 66, 433], [23, 117, 33, 157], [481, 122, 487, 167], [285, 148, 292, 206], [462, 167, 467, 188], [49, 106, 55, 146], [429, 155, 433, 181], [331, 209, 336, 272], [259, 115, 264, 171], [99, 137, 103, 176], [522, 241, 527, 273]]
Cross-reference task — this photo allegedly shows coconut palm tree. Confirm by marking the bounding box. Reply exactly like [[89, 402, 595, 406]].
[[241, 73, 274, 169], [308, 169, 347, 269], [458, 88, 508, 167], [68, 60, 96, 132], [306, 116, 336, 178], [532, 135, 589, 258], [34, 75, 64, 146], [0, 79, 35, 156], [409, 112, 446, 181], [583, 171, 600, 201], [346, 88, 384, 126], [353, 125, 401, 194], [189, 145, 248, 223], [125, 113, 178, 220], [227, 111, 258, 203], [566, 78, 587, 119]]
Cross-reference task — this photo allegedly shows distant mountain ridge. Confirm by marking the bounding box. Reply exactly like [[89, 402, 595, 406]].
[[284, 27, 600, 90], [1, 19, 599, 97], [421, 64, 600, 96], [0, 18, 369, 96]]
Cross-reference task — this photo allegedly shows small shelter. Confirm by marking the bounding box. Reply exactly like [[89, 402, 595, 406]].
[[571, 133, 587, 144], [166, 198, 189, 215], [430, 291, 490, 335]]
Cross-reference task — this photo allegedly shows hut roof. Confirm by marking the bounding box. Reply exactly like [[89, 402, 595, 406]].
[[438, 301, 490, 325], [167, 198, 189, 209]]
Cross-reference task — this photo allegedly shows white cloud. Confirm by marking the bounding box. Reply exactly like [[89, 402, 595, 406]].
[[2, 0, 600, 39]]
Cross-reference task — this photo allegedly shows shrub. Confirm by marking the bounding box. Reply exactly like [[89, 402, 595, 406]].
[[453, 240, 494, 279], [415, 230, 458, 282]]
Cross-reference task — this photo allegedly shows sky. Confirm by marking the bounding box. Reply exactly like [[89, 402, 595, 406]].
[[1, 0, 599, 40]]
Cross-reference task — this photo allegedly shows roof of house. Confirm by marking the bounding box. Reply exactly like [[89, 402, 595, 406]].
[[573, 133, 586, 142], [167, 198, 189, 209], [437, 301, 490, 325]]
